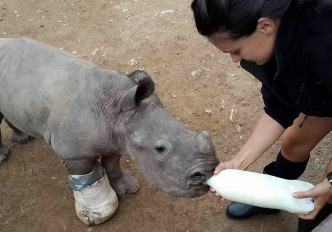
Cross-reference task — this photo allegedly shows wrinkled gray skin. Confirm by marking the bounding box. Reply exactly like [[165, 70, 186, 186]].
[[0, 37, 219, 197]]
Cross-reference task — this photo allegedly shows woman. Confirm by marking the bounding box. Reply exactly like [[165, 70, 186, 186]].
[[191, 0, 332, 231]]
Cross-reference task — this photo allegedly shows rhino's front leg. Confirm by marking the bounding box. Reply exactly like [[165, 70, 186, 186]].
[[101, 154, 140, 196], [62, 158, 118, 226], [0, 113, 10, 165], [4, 119, 34, 144]]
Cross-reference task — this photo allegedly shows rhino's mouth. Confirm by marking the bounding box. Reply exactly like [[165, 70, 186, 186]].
[[184, 164, 217, 197], [187, 174, 211, 195], [191, 183, 209, 191], [188, 183, 210, 197]]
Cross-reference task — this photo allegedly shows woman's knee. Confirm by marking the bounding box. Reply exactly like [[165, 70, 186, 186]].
[[281, 115, 332, 161], [281, 134, 303, 155], [281, 129, 311, 161]]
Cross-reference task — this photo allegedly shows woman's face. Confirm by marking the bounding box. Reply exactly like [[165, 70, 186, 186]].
[[208, 18, 280, 65]]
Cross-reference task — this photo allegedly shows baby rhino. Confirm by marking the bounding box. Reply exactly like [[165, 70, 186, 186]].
[[0, 37, 219, 225]]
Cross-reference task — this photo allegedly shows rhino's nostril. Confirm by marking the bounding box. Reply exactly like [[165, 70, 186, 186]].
[[192, 173, 206, 183], [155, 145, 166, 153]]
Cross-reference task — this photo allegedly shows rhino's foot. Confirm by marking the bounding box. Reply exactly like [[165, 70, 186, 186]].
[[74, 173, 119, 225], [10, 131, 34, 144], [0, 147, 10, 165], [109, 169, 140, 196]]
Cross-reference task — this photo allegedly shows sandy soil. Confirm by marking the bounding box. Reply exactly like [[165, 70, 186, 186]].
[[0, 0, 331, 231]]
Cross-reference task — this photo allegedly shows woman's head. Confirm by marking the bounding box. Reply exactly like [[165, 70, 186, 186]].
[[191, 0, 292, 39], [191, 0, 293, 64]]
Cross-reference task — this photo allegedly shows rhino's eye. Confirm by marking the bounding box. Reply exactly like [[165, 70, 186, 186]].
[[155, 145, 166, 153]]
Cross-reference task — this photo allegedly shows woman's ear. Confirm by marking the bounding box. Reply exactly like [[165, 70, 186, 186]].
[[257, 18, 280, 36]]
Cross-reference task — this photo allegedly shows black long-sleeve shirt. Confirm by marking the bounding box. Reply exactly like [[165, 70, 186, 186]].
[[240, 4, 332, 128]]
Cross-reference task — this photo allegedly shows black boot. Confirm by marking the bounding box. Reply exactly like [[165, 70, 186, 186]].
[[226, 151, 309, 220], [226, 202, 279, 220]]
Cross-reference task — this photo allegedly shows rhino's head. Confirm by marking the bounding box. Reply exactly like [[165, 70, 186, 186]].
[[118, 70, 219, 197]]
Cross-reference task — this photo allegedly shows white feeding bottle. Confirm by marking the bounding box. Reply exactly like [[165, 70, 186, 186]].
[[207, 169, 315, 214]]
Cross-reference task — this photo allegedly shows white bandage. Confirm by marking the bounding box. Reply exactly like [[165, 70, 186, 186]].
[[73, 173, 119, 225]]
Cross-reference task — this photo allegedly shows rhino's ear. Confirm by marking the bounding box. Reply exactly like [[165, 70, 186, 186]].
[[120, 78, 155, 111], [127, 70, 152, 84]]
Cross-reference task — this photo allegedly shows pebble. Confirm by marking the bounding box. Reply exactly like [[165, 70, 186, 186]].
[[91, 48, 99, 55], [205, 109, 212, 115], [236, 124, 242, 132], [129, 58, 139, 66]]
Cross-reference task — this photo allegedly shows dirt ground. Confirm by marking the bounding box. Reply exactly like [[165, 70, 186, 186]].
[[0, 0, 331, 232]]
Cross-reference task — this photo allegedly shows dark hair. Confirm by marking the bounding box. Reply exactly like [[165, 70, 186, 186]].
[[191, 0, 318, 39]]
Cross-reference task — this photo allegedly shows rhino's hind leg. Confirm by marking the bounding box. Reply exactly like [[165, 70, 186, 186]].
[[4, 119, 34, 144], [101, 154, 140, 196], [0, 113, 10, 165], [62, 159, 118, 225]]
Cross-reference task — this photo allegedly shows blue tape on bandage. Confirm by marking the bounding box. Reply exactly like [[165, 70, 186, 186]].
[[68, 162, 104, 191]]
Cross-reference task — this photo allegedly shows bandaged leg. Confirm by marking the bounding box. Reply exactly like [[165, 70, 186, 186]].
[[68, 162, 118, 225]]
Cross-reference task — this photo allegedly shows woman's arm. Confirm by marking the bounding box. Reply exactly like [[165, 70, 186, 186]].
[[214, 112, 285, 173], [210, 112, 285, 197]]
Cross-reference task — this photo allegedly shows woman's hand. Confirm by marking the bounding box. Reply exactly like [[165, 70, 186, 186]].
[[292, 180, 332, 220], [209, 159, 242, 199]]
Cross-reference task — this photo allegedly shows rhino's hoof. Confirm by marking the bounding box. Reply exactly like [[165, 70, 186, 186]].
[[0, 148, 10, 165], [0, 156, 8, 165], [10, 132, 34, 144], [110, 169, 140, 196]]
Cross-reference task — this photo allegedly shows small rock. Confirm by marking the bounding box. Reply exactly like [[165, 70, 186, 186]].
[[129, 58, 139, 66], [91, 48, 99, 55], [160, 10, 175, 15], [229, 108, 235, 121], [205, 109, 212, 116]]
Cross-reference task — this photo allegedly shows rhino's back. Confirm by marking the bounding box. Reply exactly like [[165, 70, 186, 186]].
[[0, 38, 130, 155], [0, 37, 102, 99]]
